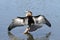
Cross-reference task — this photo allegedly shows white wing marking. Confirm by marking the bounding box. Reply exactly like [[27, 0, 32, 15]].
[[33, 16, 45, 25]]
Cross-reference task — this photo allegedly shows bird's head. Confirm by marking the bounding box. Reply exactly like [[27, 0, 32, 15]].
[[26, 11, 32, 17]]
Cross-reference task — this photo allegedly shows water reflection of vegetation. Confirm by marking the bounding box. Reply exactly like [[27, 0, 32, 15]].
[[8, 32, 51, 40]]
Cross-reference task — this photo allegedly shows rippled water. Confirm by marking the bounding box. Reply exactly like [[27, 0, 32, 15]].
[[0, 0, 60, 40]]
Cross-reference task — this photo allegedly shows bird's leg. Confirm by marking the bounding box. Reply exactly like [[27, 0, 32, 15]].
[[24, 27, 30, 34]]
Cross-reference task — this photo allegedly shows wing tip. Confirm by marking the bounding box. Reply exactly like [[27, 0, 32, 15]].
[[45, 22, 51, 27], [43, 17, 51, 27], [8, 23, 14, 31], [48, 24, 51, 27], [8, 26, 12, 31]]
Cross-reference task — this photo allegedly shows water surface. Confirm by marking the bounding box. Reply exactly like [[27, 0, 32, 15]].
[[0, 0, 60, 40]]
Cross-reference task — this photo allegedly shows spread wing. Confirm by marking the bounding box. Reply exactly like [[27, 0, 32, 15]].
[[25, 15, 51, 32], [8, 17, 28, 31], [33, 15, 51, 27]]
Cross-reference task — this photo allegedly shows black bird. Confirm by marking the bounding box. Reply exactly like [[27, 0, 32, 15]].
[[8, 11, 51, 33]]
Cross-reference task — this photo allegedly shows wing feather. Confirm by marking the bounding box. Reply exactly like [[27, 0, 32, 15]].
[[33, 15, 51, 27], [8, 17, 28, 31]]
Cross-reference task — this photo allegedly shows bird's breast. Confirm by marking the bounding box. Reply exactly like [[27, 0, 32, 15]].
[[27, 16, 34, 25]]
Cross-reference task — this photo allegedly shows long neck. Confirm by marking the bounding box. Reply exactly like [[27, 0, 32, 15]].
[[27, 16, 32, 19]]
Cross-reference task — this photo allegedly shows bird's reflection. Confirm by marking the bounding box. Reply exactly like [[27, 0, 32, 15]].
[[8, 32, 23, 40], [35, 32, 51, 40], [24, 32, 51, 40], [8, 32, 51, 40], [24, 33, 34, 40]]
